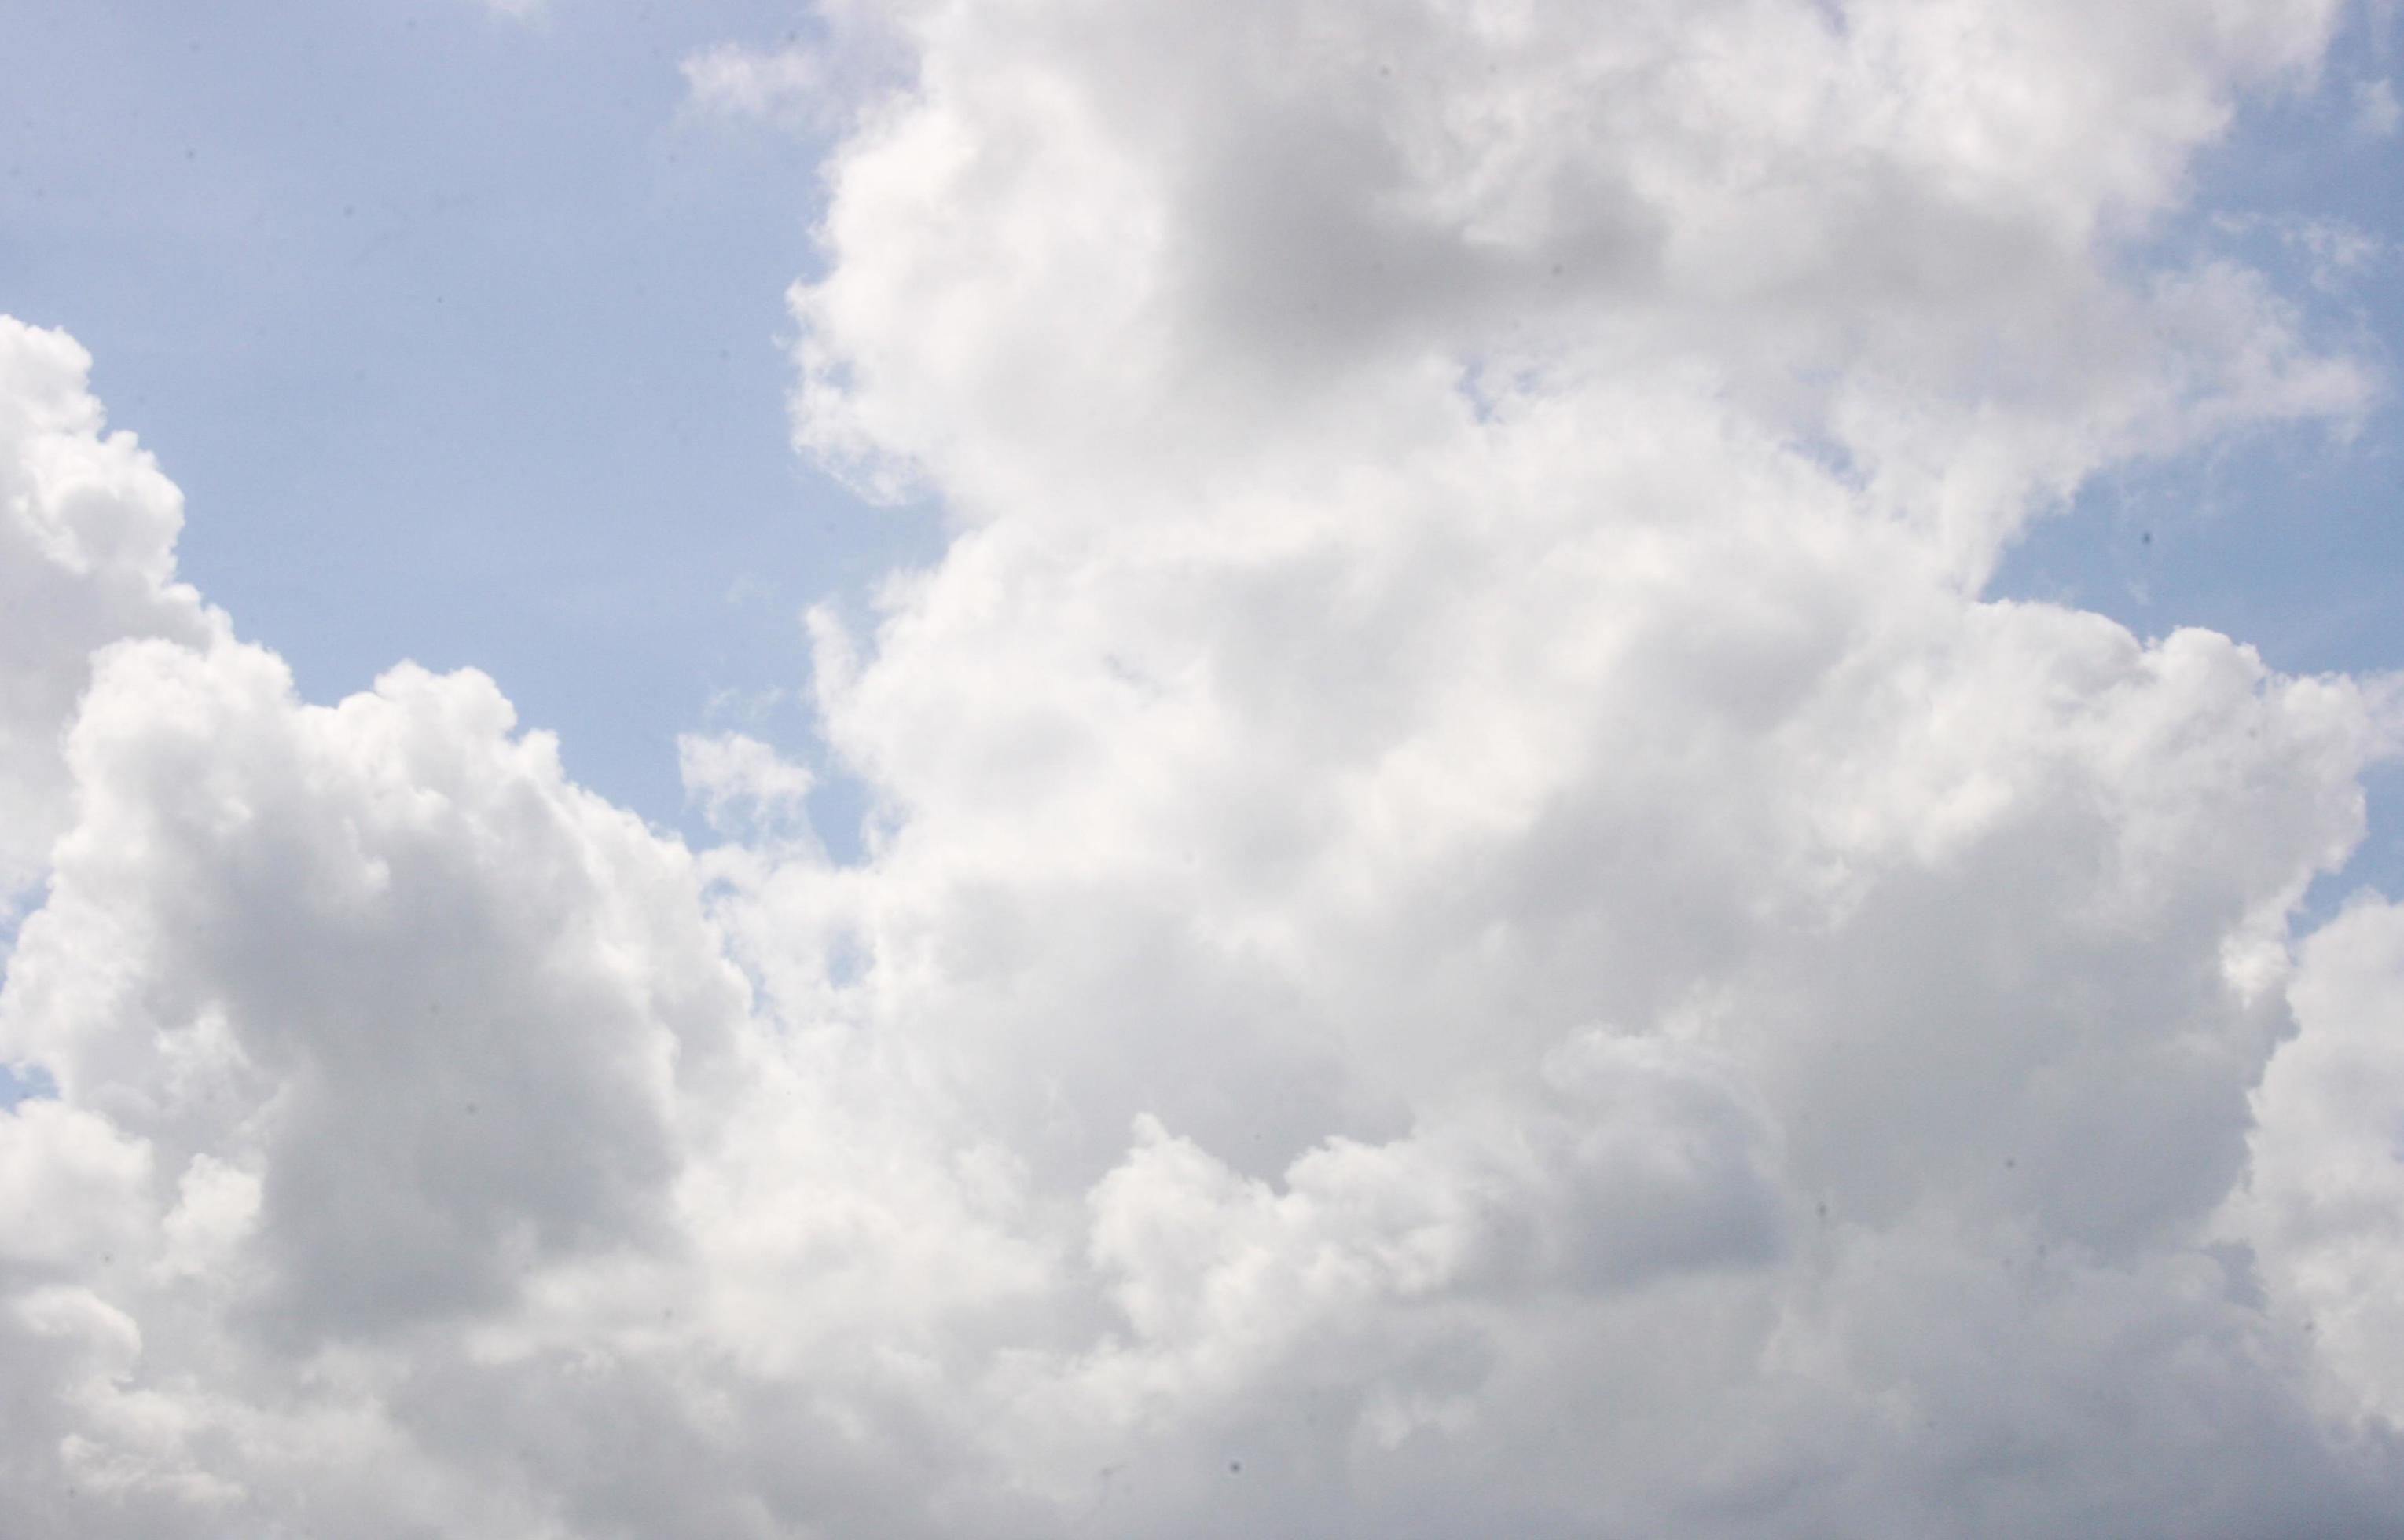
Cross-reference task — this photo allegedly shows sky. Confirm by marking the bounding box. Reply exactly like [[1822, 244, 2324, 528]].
[[4, 0, 2400, 865], [1, 0, 935, 838], [5, 0, 2404, 1534]]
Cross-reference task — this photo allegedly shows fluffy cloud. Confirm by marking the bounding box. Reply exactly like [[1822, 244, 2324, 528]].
[[6, 0, 2404, 1534], [2234, 896, 2404, 1424], [0, 321, 217, 912], [787, 0, 2368, 535]]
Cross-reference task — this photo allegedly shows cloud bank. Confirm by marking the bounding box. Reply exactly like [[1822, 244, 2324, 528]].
[[9, 2, 2404, 1534]]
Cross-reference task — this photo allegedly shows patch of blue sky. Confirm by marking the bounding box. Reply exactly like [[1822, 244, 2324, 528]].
[[0, 0, 935, 858], [0, 1060, 55, 1110]]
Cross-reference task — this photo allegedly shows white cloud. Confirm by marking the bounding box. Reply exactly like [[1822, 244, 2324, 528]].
[[679, 12, 912, 135], [7, 640, 751, 1341], [788, 0, 2362, 537], [6, 0, 2404, 1533], [681, 42, 831, 126], [2231, 894, 2404, 1424], [678, 729, 817, 844], [2216, 211, 2395, 293], [0, 320, 218, 913]]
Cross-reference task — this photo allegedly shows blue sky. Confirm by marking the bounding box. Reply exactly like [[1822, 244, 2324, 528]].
[[2, 0, 932, 842], [1999, 37, 2404, 676]]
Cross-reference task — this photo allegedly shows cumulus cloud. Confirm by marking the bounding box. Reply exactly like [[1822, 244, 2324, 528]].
[[2233, 894, 2404, 1424], [0, 321, 217, 913], [6, 0, 2404, 1534]]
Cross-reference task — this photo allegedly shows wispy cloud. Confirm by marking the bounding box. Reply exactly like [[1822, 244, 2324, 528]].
[[2357, 77, 2402, 139], [681, 41, 829, 126]]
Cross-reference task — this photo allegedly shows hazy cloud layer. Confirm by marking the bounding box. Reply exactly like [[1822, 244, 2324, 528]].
[[7, 1, 2404, 1534]]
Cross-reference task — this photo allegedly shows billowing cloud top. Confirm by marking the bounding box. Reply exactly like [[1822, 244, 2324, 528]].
[[6, 2, 2404, 1535]]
